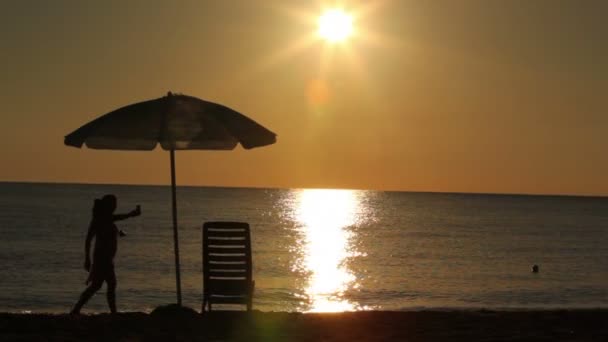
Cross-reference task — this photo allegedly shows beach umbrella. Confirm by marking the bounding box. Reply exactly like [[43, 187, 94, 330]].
[[64, 92, 276, 306]]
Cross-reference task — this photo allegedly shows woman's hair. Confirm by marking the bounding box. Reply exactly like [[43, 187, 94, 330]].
[[92, 198, 104, 219], [101, 194, 117, 214], [92, 194, 117, 219]]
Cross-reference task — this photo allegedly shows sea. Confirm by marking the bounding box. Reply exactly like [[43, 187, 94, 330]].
[[1, 182, 607, 313]]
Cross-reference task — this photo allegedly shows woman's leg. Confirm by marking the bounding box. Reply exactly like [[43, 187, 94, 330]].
[[71, 280, 103, 314], [106, 267, 117, 314]]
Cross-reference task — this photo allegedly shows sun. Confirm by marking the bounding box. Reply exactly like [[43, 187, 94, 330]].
[[317, 9, 354, 43]]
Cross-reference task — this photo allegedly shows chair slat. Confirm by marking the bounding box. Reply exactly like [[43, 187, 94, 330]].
[[205, 222, 249, 229], [209, 270, 247, 278], [207, 270, 246, 275], [205, 231, 248, 238], [208, 237, 245, 243], [208, 244, 247, 253], [209, 260, 245, 264], [206, 254, 248, 262], [208, 247, 247, 254]]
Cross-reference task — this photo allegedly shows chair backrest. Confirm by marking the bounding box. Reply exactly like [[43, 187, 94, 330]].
[[202, 222, 252, 298]]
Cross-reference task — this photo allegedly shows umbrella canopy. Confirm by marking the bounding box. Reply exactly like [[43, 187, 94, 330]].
[[65, 92, 276, 306], [65, 93, 276, 150]]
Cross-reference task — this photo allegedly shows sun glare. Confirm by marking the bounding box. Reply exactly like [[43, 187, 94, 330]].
[[294, 189, 363, 312], [318, 9, 354, 43]]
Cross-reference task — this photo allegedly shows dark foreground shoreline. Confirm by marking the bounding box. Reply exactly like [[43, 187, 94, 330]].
[[1, 310, 607, 341]]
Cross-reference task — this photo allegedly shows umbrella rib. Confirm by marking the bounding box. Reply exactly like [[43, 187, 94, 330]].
[[158, 93, 170, 147]]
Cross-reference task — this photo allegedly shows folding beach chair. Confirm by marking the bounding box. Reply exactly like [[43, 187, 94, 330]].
[[202, 221, 254, 312]]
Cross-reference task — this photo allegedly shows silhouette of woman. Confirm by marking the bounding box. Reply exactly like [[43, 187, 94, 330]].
[[71, 195, 140, 314]]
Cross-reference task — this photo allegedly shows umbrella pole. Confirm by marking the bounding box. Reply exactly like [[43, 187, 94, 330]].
[[170, 149, 182, 306]]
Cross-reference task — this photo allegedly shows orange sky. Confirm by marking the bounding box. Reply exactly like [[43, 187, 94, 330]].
[[1, 1, 607, 196]]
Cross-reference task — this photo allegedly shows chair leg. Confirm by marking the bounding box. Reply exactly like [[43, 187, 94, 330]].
[[247, 281, 255, 311]]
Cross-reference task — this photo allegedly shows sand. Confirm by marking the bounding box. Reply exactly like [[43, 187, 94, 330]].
[[1, 309, 607, 341]]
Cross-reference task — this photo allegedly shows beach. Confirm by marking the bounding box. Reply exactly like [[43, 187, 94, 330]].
[[1, 310, 607, 341]]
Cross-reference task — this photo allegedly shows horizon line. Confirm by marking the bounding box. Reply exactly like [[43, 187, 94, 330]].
[[0, 179, 606, 199]]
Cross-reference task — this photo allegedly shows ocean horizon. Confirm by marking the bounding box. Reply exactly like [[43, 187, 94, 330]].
[[1, 181, 607, 313], [3, 180, 607, 199]]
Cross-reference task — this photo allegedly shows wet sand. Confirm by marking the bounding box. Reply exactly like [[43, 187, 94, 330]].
[[1, 310, 607, 341]]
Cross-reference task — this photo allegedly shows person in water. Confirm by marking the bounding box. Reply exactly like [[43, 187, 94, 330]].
[[71, 195, 141, 314]]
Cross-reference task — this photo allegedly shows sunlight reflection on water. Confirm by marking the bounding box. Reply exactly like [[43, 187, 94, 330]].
[[289, 189, 370, 312]]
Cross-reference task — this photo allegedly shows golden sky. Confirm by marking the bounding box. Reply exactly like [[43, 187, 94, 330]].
[[1, 1, 607, 196]]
